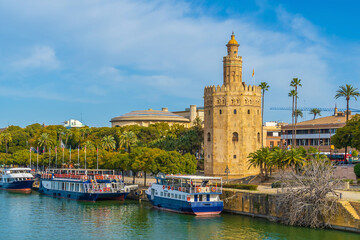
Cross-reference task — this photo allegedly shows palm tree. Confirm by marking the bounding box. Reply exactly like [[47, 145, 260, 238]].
[[82, 140, 95, 150], [56, 128, 64, 147], [335, 84, 360, 162], [288, 90, 297, 147], [101, 135, 116, 151], [294, 109, 303, 124], [38, 133, 52, 152], [0, 132, 12, 154], [335, 84, 360, 121], [309, 108, 321, 120], [285, 148, 305, 171], [63, 129, 72, 148], [271, 148, 288, 169], [247, 147, 272, 179], [119, 131, 137, 153], [290, 78, 302, 147], [259, 82, 270, 147]]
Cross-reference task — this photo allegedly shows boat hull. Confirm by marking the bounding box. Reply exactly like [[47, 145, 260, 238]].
[[38, 180, 129, 201], [0, 180, 34, 193], [146, 194, 223, 215]]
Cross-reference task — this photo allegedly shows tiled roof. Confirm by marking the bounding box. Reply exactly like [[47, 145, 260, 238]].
[[282, 114, 355, 129], [110, 110, 190, 123]]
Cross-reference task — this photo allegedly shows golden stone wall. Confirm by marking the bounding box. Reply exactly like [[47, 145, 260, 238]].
[[204, 33, 261, 178]]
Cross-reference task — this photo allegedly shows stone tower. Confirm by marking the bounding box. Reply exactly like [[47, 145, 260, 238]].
[[203, 33, 262, 178]]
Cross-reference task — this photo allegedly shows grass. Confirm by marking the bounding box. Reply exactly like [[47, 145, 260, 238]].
[[223, 183, 258, 191]]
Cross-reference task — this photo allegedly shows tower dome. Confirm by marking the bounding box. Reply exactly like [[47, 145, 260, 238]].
[[227, 32, 239, 45]]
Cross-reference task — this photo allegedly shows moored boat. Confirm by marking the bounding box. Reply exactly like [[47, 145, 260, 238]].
[[0, 168, 35, 193], [146, 175, 223, 215], [38, 169, 137, 201]]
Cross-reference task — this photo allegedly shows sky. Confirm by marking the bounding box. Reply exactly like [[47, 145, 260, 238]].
[[1, 0, 360, 127]]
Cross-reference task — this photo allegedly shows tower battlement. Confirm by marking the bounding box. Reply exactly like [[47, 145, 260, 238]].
[[204, 83, 261, 94]]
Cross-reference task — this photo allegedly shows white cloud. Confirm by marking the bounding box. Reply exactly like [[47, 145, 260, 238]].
[[12, 46, 60, 70], [1, 0, 356, 125]]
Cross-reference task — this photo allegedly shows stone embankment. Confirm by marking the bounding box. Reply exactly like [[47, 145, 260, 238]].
[[221, 188, 360, 233]]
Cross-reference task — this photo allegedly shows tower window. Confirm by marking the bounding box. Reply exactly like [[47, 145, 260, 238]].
[[233, 155, 236, 159], [207, 132, 211, 142], [234, 51, 237, 54], [220, 109, 222, 114], [248, 109, 250, 114], [232, 132, 239, 142], [234, 109, 237, 114], [257, 132, 260, 143]]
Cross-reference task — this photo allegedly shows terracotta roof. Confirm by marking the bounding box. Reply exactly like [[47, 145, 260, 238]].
[[110, 109, 190, 123], [282, 114, 355, 129]]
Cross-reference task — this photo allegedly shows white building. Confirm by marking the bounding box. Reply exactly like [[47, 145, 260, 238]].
[[64, 119, 85, 129]]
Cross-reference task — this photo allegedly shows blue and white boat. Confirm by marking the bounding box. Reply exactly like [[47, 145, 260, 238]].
[[38, 169, 137, 201], [0, 168, 34, 193], [146, 175, 223, 215]]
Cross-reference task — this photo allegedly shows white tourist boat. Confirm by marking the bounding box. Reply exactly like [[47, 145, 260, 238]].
[[0, 168, 34, 193]]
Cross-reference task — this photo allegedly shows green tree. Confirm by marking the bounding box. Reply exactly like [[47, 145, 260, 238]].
[[259, 82, 270, 147], [294, 109, 303, 124], [119, 131, 137, 153], [101, 135, 116, 151], [335, 84, 360, 161], [309, 108, 321, 120], [335, 84, 360, 121], [248, 147, 272, 179], [38, 133, 52, 152], [0, 132, 13, 154], [285, 148, 306, 170], [63, 129, 72, 148], [271, 148, 288, 169]]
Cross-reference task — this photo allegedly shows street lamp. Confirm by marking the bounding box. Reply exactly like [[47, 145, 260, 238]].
[[225, 165, 230, 183]]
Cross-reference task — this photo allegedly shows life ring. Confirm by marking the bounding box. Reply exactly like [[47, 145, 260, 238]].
[[197, 187, 201, 193], [178, 187, 181, 191], [163, 185, 165, 190], [171, 187, 174, 190], [84, 176, 88, 180], [211, 187, 216, 192], [167, 186, 170, 190]]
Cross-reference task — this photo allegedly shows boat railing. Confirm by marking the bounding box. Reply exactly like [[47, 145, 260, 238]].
[[161, 184, 222, 194], [84, 182, 125, 194]]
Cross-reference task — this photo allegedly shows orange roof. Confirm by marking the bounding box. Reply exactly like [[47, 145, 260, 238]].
[[282, 114, 356, 129]]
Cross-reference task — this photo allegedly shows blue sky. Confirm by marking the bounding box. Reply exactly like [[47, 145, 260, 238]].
[[1, 0, 360, 127]]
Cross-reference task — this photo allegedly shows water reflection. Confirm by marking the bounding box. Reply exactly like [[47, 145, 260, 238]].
[[0, 191, 358, 240]]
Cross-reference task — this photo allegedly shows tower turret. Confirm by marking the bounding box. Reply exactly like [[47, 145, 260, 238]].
[[223, 32, 242, 87]]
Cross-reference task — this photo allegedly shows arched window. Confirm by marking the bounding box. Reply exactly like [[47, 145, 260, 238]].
[[234, 109, 237, 114], [219, 109, 222, 114], [207, 132, 211, 142], [232, 132, 239, 142], [257, 132, 260, 143], [248, 109, 250, 114]]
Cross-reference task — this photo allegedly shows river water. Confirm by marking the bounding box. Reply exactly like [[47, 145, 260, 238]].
[[0, 191, 358, 240]]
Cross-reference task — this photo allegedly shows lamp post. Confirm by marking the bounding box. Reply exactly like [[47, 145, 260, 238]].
[[225, 165, 230, 183]]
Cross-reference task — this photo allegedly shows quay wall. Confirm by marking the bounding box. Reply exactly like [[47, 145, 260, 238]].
[[221, 189, 360, 233]]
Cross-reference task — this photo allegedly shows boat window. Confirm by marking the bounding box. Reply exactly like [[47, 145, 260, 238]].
[[167, 193, 170, 198], [178, 195, 182, 200], [207, 194, 210, 201], [175, 194, 177, 199], [171, 193, 174, 198], [199, 195, 203, 202], [194, 195, 198, 202], [160, 192, 163, 197]]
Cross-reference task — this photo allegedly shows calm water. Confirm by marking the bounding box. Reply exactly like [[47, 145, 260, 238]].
[[0, 191, 358, 240]]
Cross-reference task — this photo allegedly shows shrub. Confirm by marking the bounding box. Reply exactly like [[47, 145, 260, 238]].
[[223, 183, 258, 190], [354, 163, 360, 178], [352, 150, 359, 158], [343, 179, 354, 184]]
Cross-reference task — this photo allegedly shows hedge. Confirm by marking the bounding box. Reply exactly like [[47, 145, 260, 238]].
[[223, 183, 258, 191], [354, 163, 360, 178]]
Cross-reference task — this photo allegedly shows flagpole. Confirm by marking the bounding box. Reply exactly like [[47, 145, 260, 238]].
[[62, 146, 64, 168], [96, 148, 99, 171], [55, 147, 58, 169], [49, 147, 51, 170], [69, 146, 72, 168], [36, 147, 39, 172], [29, 148, 32, 169], [77, 146, 80, 169], [84, 147, 87, 170]]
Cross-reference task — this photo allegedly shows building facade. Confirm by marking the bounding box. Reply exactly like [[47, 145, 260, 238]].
[[203, 33, 262, 178], [263, 122, 286, 148], [110, 108, 190, 127], [173, 105, 204, 126], [281, 110, 352, 153]]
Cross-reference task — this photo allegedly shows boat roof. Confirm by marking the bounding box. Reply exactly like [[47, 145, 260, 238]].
[[165, 175, 222, 180], [5, 168, 31, 171]]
